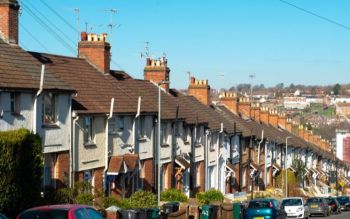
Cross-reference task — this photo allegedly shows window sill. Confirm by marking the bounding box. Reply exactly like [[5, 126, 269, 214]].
[[11, 112, 22, 117], [84, 142, 97, 147], [138, 137, 149, 142], [42, 123, 60, 129], [161, 143, 170, 148], [195, 144, 203, 148], [209, 148, 216, 152]]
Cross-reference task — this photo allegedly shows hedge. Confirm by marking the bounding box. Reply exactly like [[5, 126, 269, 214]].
[[0, 129, 43, 218]]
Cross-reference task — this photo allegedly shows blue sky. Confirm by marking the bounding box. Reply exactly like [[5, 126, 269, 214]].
[[20, 0, 350, 89]]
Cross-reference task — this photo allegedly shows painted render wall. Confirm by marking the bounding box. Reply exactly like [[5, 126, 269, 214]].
[[0, 91, 71, 153], [75, 116, 106, 172]]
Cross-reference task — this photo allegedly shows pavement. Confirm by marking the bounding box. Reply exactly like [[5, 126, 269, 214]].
[[311, 210, 350, 219]]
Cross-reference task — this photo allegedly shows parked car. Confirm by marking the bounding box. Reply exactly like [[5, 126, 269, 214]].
[[244, 198, 287, 219], [336, 196, 350, 211], [306, 197, 330, 217], [16, 204, 103, 219], [326, 197, 341, 214], [281, 197, 309, 219]]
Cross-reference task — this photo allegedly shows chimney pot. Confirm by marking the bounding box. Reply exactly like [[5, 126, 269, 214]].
[[81, 32, 88, 41]]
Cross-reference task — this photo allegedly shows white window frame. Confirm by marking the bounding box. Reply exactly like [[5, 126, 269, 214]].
[[84, 116, 94, 145], [43, 92, 57, 125], [10, 92, 20, 115]]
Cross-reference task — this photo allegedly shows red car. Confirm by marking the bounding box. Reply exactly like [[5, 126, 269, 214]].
[[17, 204, 104, 219]]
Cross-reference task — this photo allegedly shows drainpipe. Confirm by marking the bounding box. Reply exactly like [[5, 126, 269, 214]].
[[132, 97, 141, 188], [33, 65, 45, 134], [257, 130, 264, 191], [217, 123, 223, 191], [103, 97, 114, 193], [71, 110, 79, 188], [264, 140, 268, 188], [205, 129, 210, 191], [132, 97, 141, 151]]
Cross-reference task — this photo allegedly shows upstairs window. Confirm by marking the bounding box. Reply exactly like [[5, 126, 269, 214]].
[[161, 123, 169, 145], [138, 117, 147, 139], [118, 116, 125, 131], [84, 117, 94, 144], [43, 92, 57, 124], [10, 92, 20, 115]]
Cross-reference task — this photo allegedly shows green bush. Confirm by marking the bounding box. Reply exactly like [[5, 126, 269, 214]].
[[129, 190, 157, 208], [0, 129, 43, 218], [101, 196, 118, 209], [116, 190, 157, 209], [161, 189, 188, 203], [196, 189, 224, 205], [76, 193, 94, 206]]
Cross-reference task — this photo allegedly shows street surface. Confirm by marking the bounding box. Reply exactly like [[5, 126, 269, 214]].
[[311, 210, 350, 219]]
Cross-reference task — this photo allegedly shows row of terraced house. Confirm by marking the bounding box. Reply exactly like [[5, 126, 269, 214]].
[[0, 0, 349, 199]]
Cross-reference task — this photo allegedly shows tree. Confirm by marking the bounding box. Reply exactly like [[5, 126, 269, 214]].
[[332, 83, 341, 95], [292, 158, 306, 188], [0, 129, 43, 218]]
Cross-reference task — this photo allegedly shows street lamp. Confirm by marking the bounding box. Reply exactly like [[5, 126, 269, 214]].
[[285, 136, 292, 198], [157, 81, 169, 207]]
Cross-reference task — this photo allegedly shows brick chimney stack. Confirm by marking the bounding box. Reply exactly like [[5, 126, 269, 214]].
[[188, 76, 211, 106], [277, 113, 286, 129], [251, 103, 261, 121], [219, 92, 238, 114], [268, 109, 278, 127], [260, 107, 269, 124], [285, 118, 292, 132], [78, 32, 111, 74], [144, 57, 170, 92], [0, 0, 19, 44], [238, 97, 251, 118]]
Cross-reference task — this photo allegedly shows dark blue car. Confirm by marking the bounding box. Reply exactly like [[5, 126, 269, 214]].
[[336, 196, 350, 211], [244, 198, 287, 219]]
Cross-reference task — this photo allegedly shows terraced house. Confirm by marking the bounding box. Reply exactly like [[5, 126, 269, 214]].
[[1, 0, 350, 201]]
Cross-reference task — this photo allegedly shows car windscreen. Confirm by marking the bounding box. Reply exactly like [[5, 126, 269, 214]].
[[282, 199, 302, 206], [307, 198, 322, 203], [248, 200, 272, 208], [337, 197, 350, 203], [18, 209, 68, 219]]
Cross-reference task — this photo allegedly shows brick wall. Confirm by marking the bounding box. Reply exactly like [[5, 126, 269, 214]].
[[78, 40, 111, 73], [219, 92, 238, 114], [278, 115, 286, 129], [269, 111, 278, 127], [144, 58, 170, 91], [94, 167, 104, 193], [142, 158, 154, 191], [238, 98, 251, 118], [0, 1, 19, 44], [55, 151, 70, 188], [260, 109, 269, 124], [188, 77, 210, 106]]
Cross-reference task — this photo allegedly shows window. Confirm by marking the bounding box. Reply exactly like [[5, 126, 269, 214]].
[[86, 208, 104, 219], [108, 117, 117, 134], [118, 116, 124, 131], [210, 134, 216, 151], [138, 117, 146, 138], [74, 209, 89, 219], [43, 92, 57, 124], [84, 117, 94, 144], [161, 123, 168, 144], [10, 92, 20, 114]]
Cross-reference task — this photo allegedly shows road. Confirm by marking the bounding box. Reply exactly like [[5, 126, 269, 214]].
[[311, 210, 350, 219]]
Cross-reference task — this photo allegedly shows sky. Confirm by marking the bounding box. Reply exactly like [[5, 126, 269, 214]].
[[19, 0, 350, 90]]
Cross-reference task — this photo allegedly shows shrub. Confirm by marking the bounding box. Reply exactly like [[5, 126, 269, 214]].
[[100, 196, 118, 209], [196, 189, 224, 205], [128, 190, 157, 209], [117, 199, 133, 209], [76, 193, 94, 206], [0, 129, 42, 218], [161, 189, 188, 203]]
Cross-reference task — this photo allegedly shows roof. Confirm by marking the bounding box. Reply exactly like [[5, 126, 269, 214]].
[[0, 39, 73, 92], [29, 52, 141, 114], [107, 154, 139, 174], [175, 156, 190, 169]]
